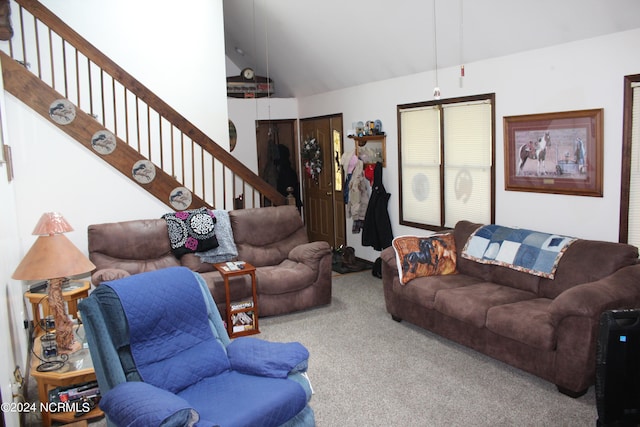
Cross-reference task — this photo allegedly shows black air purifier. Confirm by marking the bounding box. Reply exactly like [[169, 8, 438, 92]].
[[596, 309, 640, 426]]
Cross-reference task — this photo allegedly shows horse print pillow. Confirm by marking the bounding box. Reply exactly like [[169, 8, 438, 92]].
[[392, 233, 457, 284]]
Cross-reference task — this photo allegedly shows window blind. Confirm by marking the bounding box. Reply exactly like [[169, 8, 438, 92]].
[[627, 84, 640, 247], [400, 106, 441, 225], [443, 101, 492, 227]]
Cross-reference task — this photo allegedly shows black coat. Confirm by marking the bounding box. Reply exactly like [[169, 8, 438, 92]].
[[362, 162, 393, 251]]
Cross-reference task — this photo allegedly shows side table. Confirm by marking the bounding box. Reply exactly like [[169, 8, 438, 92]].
[[30, 326, 103, 427], [24, 281, 90, 333], [214, 261, 260, 338]]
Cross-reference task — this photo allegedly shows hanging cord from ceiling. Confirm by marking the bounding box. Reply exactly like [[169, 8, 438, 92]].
[[252, 0, 259, 127], [432, 0, 440, 99], [264, 0, 272, 128], [460, 0, 465, 87]]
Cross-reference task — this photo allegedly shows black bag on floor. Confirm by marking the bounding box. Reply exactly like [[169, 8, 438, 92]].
[[372, 257, 382, 278]]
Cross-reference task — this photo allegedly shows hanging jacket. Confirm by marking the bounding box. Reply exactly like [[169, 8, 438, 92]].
[[362, 162, 393, 251], [346, 158, 369, 221]]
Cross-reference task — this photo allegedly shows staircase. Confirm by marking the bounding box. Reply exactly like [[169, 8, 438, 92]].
[[1, 0, 285, 210]]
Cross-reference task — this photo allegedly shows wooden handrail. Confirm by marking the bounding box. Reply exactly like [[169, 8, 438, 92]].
[[12, 0, 286, 206]]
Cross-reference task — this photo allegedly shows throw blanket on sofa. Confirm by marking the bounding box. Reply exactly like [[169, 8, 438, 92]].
[[162, 207, 219, 258], [195, 209, 238, 263], [461, 224, 576, 279]]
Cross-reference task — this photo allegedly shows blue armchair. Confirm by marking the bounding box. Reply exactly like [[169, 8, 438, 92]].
[[78, 266, 314, 427]]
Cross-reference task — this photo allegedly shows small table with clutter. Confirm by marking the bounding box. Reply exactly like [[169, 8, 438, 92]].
[[24, 281, 90, 332], [29, 326, 103, 427], [214, 261, 260, 338]]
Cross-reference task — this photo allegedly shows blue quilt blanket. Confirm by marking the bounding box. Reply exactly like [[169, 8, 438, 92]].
[[104, 267, 231, 394], [461, 224, 576, 279]]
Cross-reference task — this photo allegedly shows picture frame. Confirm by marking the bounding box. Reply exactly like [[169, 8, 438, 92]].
[[503, 109, 603, 197]]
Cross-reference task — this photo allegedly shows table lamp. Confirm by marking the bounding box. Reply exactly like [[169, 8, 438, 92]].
[[12, 212, 95, 351]]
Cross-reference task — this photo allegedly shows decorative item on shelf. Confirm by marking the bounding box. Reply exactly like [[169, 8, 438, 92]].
[[226, 68, 275, 98], [302, 136, 322, 184], [12, 212, 96, 352], [48, 99, 76, 125], [132, 159, 156, 184], [169, 186, 192, 210], [354, 120, 384, 138], [90, 130, 116, 155]]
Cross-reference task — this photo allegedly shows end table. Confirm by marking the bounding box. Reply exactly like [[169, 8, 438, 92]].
[[24, 281, 90, 334], [30, 326, 103, 426], [214, 261, 260, 338]]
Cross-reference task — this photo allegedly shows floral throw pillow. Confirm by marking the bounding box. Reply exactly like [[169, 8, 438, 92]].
[[392, 233, 457, 284], [162, 208, 219, 258]]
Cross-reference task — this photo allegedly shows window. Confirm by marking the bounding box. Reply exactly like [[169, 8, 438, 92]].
[[397, 94, 495, 231], [619, 74, 640, 246]]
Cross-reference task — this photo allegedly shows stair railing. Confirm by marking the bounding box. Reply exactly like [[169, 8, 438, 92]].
[[1, 0, 285, 209]]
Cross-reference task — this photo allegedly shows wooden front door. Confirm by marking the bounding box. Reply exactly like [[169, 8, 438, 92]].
[[301, 114, 345, 248]]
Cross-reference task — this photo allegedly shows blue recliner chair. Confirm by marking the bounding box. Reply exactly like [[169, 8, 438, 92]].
[[78, 266, 315, 427]]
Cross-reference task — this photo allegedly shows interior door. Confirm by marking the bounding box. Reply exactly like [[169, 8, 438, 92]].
[[301, 115, 345, 247], [256, 119, 298, 206]]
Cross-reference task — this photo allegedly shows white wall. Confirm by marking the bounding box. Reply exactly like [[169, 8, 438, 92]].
[[0, 73, 25, 427], [227, 97, 299, 173], [5, 0, 229, 253], [0, 2, 229, 421], [297, 29, 640, 262]]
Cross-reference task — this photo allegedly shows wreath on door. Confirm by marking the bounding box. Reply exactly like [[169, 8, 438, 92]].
[[302, 137, 322, 183]]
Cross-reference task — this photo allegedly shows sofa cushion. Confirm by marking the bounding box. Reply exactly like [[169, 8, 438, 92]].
[[392, 234, 457, 284], [180, 254, 216, 273], [88, 219, 180, 276], [230, 206, 309, 267], [434, 283, 536, 328], [489, 265, 540, 294], [162, 208, 219, 259], [486, 298, 555, 350], [392, 273, 483, 309], [538, 239, 639, 299]]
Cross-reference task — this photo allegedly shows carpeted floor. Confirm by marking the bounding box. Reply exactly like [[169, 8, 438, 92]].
[[259, 270, 598, 426], [27, 270, 598, 426]]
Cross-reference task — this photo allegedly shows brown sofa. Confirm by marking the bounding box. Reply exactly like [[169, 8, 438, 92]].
[[381, 220, 640, 397], [88, 205, 332, 318]]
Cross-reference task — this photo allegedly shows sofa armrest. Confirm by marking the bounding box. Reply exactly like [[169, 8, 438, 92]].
[[227, 337, 309, 378], [288, 241, 331, 268], [549, 264, 640, 322], [100, 381, 199, 427], [91, 268, 131, 285], [381, 246, 397, 271]]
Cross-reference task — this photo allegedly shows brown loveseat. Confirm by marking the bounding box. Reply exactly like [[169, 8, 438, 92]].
[[88, 205, 332, 318], [381, 220, 640, 397]]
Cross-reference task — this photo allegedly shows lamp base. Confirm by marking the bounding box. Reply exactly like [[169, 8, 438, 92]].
[[48, 277, 75, 350]]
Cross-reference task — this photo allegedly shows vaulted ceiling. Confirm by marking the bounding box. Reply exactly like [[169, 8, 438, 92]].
[[223, 0, 640, 98]]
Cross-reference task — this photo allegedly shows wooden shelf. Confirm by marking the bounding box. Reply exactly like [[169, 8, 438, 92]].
[[349, 134, 386, 167], [349, 134, 386, 143]]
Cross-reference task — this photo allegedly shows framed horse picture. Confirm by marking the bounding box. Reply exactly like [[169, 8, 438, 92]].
[[503, 109, 603, 197]]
